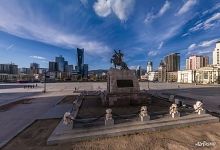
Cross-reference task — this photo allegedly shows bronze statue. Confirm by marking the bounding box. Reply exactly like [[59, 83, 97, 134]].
[[111, 50, 129, 70]]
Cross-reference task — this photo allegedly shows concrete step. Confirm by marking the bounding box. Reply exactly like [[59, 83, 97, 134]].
[[47, 113, 219, 145]]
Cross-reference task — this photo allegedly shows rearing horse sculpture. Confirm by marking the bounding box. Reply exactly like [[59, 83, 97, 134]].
[[110, 50, 129, 70]]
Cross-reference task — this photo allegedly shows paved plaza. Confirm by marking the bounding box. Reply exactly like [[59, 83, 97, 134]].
[[0, 82, 220, 148]]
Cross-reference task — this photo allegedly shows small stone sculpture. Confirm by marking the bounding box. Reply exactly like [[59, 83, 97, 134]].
[[63, 112, 73, 125], [139, 106, 150, 121], [193, 101, 205, 115], [106, 109, 113, 120], [169, 103, 180, 118], [105, 108, 114, 126]]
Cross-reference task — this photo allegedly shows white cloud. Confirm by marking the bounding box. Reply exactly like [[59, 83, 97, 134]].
[[6, 44, 14, 50], [144, 1, 170, 24], [177, 0, 197, 16], [41, 60, 48, 63], [158, 1, 171, 16], [202, 3, 220, 15], [0, 1, 111, 56], [158, 41, 164, 49], [198, 39, 219, 47], [111, 0, 135, 21], [159, 23, 183, 41], [30, 56, 46, 60], [182, 33, 189, 37], [148, 50, 159, 56], [188, 43, 196, 50], [187, 38, 219, 55], [144, 13, 155, 24], [80, 0, 88, 7], [189, 13, 220, 32], [93, 0, 111, 17], [204, 13, 220, 28], [93, 0, 135, 21], [189, 22, 203, 32]]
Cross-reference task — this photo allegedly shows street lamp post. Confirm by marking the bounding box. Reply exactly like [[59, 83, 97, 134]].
[[43, 71, 48, 93], [146, 72, 150, 90]]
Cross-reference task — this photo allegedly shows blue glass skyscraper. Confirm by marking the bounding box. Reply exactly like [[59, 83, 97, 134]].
[[76, 48, 84, 75]]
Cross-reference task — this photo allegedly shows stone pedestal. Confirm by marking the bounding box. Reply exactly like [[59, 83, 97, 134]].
[[107, 68, 140, 94], [103, 68, 142, 106], [197, 109, 206, 115], [140, 115, 150, 122], [171, 112, 181, 118], [105, 119, 114, 126], [105, 108, 114, 126]]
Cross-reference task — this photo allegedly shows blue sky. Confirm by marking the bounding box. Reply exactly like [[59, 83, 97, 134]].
[[0, 0, 220, 70]]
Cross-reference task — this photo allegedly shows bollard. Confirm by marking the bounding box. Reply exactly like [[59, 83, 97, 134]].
[[139, 106, 150, 122], [193, 101, 206, 115], [169, 103, 180, 118], [105, 109, 114, 126]]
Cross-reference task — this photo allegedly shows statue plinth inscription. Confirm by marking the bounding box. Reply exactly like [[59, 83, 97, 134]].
[[117, 80, 134, 88], [107, 68, 140, 94]]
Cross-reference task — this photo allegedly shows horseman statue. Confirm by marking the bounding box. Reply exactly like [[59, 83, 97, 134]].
[[111, 50, 129, 70]]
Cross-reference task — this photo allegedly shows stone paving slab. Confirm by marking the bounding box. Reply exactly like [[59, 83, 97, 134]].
[[0, 92, 41, 108], [47, 114, 219, 145], [0, 95, 64, 149], [156, 91, 220, 114], [38, 104, 73, 119]]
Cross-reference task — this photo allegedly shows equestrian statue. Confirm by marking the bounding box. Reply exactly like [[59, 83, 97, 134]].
[[110, 50, 129, 70]]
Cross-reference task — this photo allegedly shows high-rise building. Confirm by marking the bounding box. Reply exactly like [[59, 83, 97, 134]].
[[158, 60, 166, 82], [83, 64, 88, 78], [136, 66, 141, 78], [213, 41, 220, 65], [186, 55, 209, 70], [19, 68, 30, 74], [49, 62, 58, 72], [55, 55, 65, 72], [76, 48, 84, 75], [30, 63, 39, 74], [164, 53, 180, 72], [0, 63, 18, 74], [64, 61, 68, 72], [67, 65, 73, 73], [49, 56, 72, 80], [147, 61, 153, 73]]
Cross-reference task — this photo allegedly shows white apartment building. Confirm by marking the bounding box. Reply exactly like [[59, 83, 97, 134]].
[[213, 41, 220, 65]]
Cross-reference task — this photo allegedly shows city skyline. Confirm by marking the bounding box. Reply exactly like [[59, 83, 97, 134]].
[[0, 0, 220, 70]]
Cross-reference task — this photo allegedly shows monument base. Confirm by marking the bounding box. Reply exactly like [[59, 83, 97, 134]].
[[105, 119, 114, 126], [102, 68, 148, 106], [101, 91, 151, 107], [140, 115, 150, 122]]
